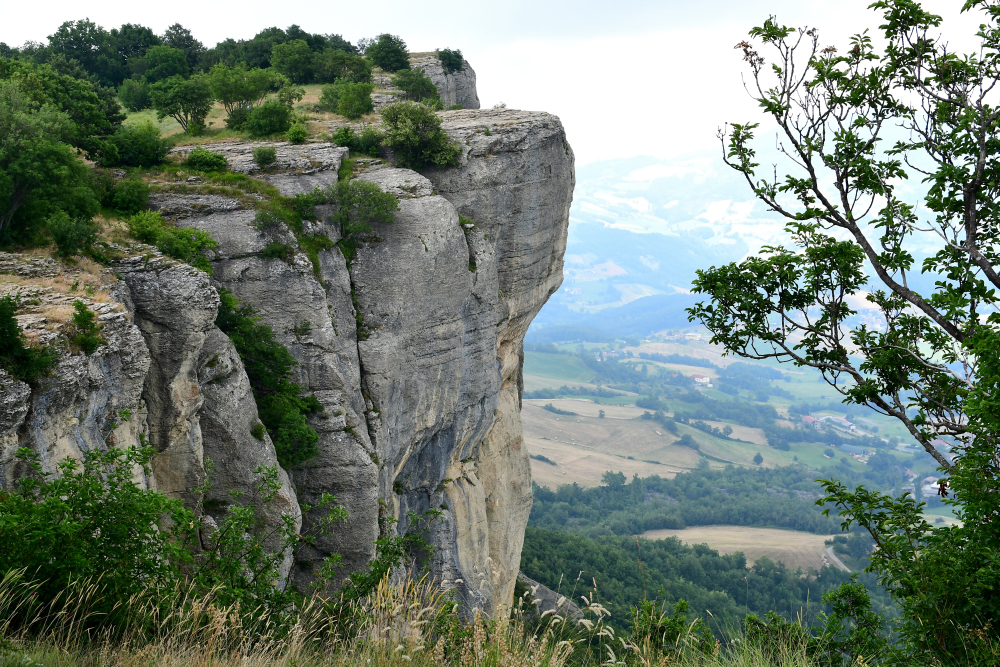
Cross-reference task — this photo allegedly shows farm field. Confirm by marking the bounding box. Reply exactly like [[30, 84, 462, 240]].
[[641, 525, 844, 572]]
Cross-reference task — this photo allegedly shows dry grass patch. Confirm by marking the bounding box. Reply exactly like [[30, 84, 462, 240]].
[[642, 526, 841, 572]]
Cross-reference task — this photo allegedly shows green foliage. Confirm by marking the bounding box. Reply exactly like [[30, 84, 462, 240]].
[[244, 100, 292, 137], [182, 146, 228, 171], [438, 48, 464, 74], [0, 79, 99, 246], [393, 67, 438, 102], [208, 63, 281, 129], [127, 211, 217, 272], [108, 179, 149, 214], [319, 81, 374, 119], [379, 101, 460, 169], [117, 78, 150, 111], [753, 452, 763, 465], [0, 296, 57, 382], [215, 288, 321, 467], [0, 446, 188, 611], [314, 49, 372, 84], [252, 145, 277, 168], [67, 300, 103, 354], [99, 122, 169, 168], [260, 242, 296, 262], [270, 39, 314, 84], [688, 3, 1000, 661], [286, 123, 308, 144], [47, 211, 97, 257], [330, 179, 398, 241], [149, 74, 214, 134], [331, 125, 381, 156], [132, 45, 188, 83], [250, 422, 266, 440], [629, 599, 716, 658], [364, 33, 410, 72]]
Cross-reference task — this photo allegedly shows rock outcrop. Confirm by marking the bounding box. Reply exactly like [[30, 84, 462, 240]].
[[410, 53, 481, 110], [0, 102, 573, 616]]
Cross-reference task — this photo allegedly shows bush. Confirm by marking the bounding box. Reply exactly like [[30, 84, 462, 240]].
[[67, 300, 103, 354], [270, 39, 314, 83], [319, 81, 374, 119], [314, 50, 372, 84], [224, 105, 251, 130], [393, 68, 438, 102], [182, 146, 228, 171], [0, 296, 58, 382], [209, 63, 281, 127], [332, 126, 382, 157], [100, 122, 170, 168], [438, 48, 464, 74], [215, 288, 322, 467], [134, 45, 189, 83], [109, 179, 150, 214], [117, 78, 150, 111], [365, 34, 410, 72], [48, 211, 97, 257], [286, 123, 308, 144], [244, 100, 292, 138], [379, 101, 461, 169], [127, 211, 217, 272], [252, 145, 277, 168]]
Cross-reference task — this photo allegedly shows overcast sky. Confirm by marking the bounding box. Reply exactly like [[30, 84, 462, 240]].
[[2, 0, 984, 165]]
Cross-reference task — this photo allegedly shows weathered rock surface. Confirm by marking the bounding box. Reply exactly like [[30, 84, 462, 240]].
[[410, 53, 481, 109], [0, 103, 572, 617]]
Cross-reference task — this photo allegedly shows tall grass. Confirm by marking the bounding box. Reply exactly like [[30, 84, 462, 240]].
[[0, 570, 831, 667]]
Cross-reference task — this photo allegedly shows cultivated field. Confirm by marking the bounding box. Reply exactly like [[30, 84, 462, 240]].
[[641, 525, 844, 572]]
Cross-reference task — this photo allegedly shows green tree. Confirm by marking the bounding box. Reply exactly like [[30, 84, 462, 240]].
[[314, 49, 371, 83], [208, 63, 281, 127], [0, 296, 57, 382], [393, 67, 438, 102], [319, 81, 374, 119], [161, 23, 204, 70], [117, 78, 151, 111], [365, 33, 410, 72], [111, 23, 160, 63], [149, 74, 213, 134], [0, 80, 98, 245], [271, 39, 314, 84], [379, 101, 460, 169], [46, 19, 124, 87], [100, 121, 169, 167], [437, 48, 464, 74], [688, 2, 1000, 661], [131, 44, 188, 83]]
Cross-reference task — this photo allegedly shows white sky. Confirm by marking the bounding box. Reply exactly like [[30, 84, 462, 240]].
[[1, 0, 985, 165]]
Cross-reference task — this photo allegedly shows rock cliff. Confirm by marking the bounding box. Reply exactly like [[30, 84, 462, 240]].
[[0, 104, 573, 615], [410, 53, 481, 109]]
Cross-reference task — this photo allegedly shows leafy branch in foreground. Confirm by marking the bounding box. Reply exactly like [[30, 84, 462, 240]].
[[688, 1, 1000, 661]]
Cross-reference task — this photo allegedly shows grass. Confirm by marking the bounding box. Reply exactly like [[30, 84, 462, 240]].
[[523, 351, 596, 383]]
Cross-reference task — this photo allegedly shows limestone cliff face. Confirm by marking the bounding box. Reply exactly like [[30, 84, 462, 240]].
[[0, 105, 572, 615], [410, 53, 481, 109]]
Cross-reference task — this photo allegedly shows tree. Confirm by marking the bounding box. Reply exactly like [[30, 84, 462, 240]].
[[313, 49, 371, 84], [393, 67, 438, 102], [132, 45, 188, 83], [149, 74, 213, 134], [438, 48, 464, 74], [319, 81, 374, 119], [365, 33, 410, 72], [111, 23, 160, 62], [379, 101, 461, 169], [689, 1, 1000, 660], [752, 452, 763, 465], [161, 23, 204, 69], [208, 63, 281, 126], [0, 80, 98, 244], [271, 39, 314, 84], [47, 19, 123, 87]]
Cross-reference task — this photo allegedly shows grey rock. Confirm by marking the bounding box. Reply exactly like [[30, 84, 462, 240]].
[[149, 193, 243, 220], [410, 54, 481, 110], [171, 142, 348, 188]]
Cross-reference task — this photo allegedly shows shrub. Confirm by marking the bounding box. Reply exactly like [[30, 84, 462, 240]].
[[319, 81, 374, 119], [331, 179, 398, 240], [117, 78, 150, 111], [0, 296, 58, 382], [109, 179, 150, 214], [66, 300, 103, 354], [100, 122, 170, 168], [393, 68, 438, 102], [0, 446, 189, 610], [223, 105, 251, 130], [209, 63, 281, 128], [438, 48, 464, 74], [182, 146, 228, 171], [286, 123, 308, 144], [127, 211, 217, 272], [332, 126, 382, 157], [244, 100, 292, 138], [149, 74, 214, 134], [260, 241, 296, 262], [47, 211, 97, 257], [365, 34, 410, 72], [252, 145, 277, 168], [379, 101, 461, 169], [134, 45, 189, 83], [215, 288, 322, 467]]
